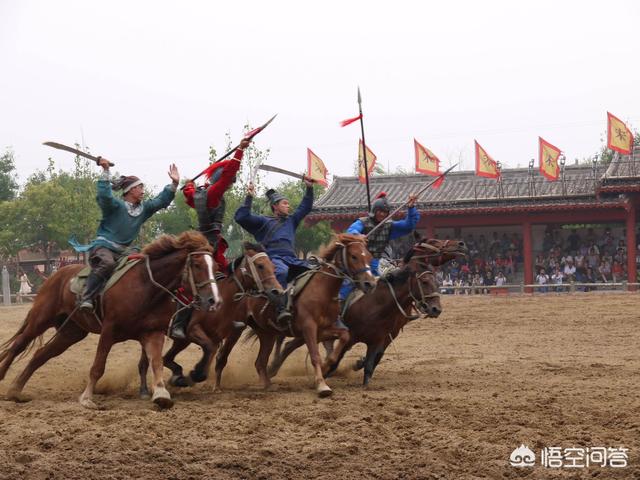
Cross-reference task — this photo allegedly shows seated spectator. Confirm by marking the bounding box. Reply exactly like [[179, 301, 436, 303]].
[[563, 259, 576, 281], [495, 271, 507, 286], [441, 274, 454, 294], [551, 267, 564, 292], [598, 258, 612, 282], [611, 260, 625, 283], [586, 247, 600, 269]]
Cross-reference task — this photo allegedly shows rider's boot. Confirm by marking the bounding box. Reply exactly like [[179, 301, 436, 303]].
[[79, 273, 106, 311], [274, 292, 293, 331], [169, 307, 193, 340], [334, 299, 349, 330]]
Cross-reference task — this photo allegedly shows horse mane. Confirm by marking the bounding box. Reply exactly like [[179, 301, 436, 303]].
[[242, 241, 265, 254], [318, 233, 367, 261], [142, 231, 212, 259], [382, 267, 412, 286]]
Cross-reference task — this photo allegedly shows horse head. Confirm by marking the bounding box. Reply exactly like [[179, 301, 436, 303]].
[[323, 233, 376, 294], [407, 237, 468, 267], [233, 242, 283, 299], [404, 248, 442, 318]]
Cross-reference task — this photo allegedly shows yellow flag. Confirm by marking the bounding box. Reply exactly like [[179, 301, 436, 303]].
[[474, 140, 500, 179], [607, 112, 633, 154], [307, 148, 328, 187], [414, 139, 440, 175], [539, 137, 561, 181], [358, 140, 377, 184]]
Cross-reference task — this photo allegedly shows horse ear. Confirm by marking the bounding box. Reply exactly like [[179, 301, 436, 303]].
[[334, 242, 345, 247], [232, 256, 244, 271]]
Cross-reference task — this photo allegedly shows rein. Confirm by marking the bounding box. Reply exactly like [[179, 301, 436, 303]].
[[384, 268, 439, 319], [313, 241, 372, 283], [145, 250, 216, 309], [231, 252, 277, 301]]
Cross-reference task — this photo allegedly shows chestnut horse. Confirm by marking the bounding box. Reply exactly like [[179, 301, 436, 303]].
[[268, 238, 468, 385], [214, 233, 376, 397], [155, 242, 283, 389], [0, 231, 219, 409]]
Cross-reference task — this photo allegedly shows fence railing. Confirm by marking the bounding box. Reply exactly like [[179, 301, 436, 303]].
[[441, 282, 640, 294]]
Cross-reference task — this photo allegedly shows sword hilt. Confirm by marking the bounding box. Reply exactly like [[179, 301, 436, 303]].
[[95, 156, 115, 167]]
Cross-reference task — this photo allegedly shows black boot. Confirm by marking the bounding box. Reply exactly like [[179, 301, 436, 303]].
[[275, 293, 293, 330], [79, 273, 106, 311], [334, 299, 349, 330], [169, 307, 193, 340]]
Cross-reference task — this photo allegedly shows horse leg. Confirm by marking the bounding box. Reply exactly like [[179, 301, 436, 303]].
[[79, 327, 115, 410], [267, 336, 305, 379], [322, 328, 351, 376], [137, 347, 151, 399], [325, 339, 355, 378], [163, 338, 192, 388], [301, 320, 331, 397], [322, 340, 335, 358], [189, 324, 219, 384], [254, 332, 276, 389], [213, 327, 243, 392], [362, 343, 385, 387], [142, 331, 173, 409], [6, 321, 88, 402], [0, 307, 57, 382], [272, 335, 285, 361]]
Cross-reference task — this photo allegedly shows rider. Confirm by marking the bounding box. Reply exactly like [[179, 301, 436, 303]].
[[169, 138, 251, 340], [234, 176, 314, 328], [337, 191, 419, 328], [72, 159, 180, 311]]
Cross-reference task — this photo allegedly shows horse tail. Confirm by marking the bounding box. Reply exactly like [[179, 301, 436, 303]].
[[240, 328, 259, 346], [0, 318, 29, 364]]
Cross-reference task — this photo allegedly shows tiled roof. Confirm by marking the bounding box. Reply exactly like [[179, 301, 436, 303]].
[[312, 152, 640, 218]]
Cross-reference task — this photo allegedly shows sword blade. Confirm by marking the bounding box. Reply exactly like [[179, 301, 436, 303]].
[[258, 164, 305, 180], [43, 142, 114, 166]]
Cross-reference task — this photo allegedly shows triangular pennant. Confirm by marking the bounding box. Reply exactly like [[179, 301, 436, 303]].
[[358, 140, 377, 184], [307, 148, 329, 187], [414, 139, 443, 188], [539, 137, 561, 181], [607, 112, 633, 155], [474, 140, 500, 179]]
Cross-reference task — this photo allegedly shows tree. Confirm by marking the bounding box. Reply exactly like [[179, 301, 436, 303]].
[[0, 148, 19, 201]]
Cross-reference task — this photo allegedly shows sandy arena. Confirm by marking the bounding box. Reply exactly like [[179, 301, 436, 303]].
[[0, 293, 638, 479]]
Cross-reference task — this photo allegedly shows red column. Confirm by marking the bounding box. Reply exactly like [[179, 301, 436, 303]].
[[626, 203, 637, 291], [522, 220, 533, 293]]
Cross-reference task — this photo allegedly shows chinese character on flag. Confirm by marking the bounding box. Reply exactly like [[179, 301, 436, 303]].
[[414, 139, 444, 188], [607, 112, 634, 155], [539, 137, 561, 181], [307, 148, 329, 187], [474, 140, 500, 179], [358, 140, 377, 184]]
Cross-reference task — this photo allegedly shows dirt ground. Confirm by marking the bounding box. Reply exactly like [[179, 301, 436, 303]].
[[0, 293, 638, 480]]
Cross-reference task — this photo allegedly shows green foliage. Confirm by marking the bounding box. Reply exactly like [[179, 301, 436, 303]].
[[0, 148, 19, 201]]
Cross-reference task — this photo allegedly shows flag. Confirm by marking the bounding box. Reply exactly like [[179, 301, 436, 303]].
[[607, 112, 633, 155], [340, 114, 362, 127], [414, 139, 443, 188], [307, 148, 328, 187], [474, 140, 500, 179], [358, 140, 376, 184], [539, 137, 561, 181]]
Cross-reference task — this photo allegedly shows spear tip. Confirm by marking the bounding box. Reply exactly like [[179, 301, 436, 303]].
[[357, 86, 362, 104]]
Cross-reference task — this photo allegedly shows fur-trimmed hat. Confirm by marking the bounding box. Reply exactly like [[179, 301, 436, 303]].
[[369, 191, 390, 217], [266, 188, 287, 207]]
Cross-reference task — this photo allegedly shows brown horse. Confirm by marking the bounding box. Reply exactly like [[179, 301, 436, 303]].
[[0, 231, 219, 409], [268, 238, 467, 385], [156, 242, 283, 389], [214, 233, 376, 397]]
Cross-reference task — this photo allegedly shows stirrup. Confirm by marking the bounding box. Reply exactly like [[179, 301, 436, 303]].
[[79, 300, 94, 311], [334, 316, 349, 331]]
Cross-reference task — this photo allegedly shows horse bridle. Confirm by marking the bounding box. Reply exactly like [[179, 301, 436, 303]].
[[333, 241, 372, 281], [145, 250, 218, 310], [233, 252, 279, 296], [384, 267, 439, 318]]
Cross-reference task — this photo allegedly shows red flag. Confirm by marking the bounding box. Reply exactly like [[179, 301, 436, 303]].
[[474, 140, 500, 179], [340, 114, 362, 127], [414, 139, 443, 188]]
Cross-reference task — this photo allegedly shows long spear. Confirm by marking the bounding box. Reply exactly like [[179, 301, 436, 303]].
[[183, 114, 277, 189], [366, 164, 457, 238], [357, 87, 372, 212]]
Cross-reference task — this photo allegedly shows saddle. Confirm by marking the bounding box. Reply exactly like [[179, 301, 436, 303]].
[[70, 254, 143, 297]]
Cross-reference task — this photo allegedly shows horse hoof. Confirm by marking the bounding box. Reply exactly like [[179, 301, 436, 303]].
[[189, 370, 207, 384], [316, 384, 333, 398], [353, 358, 365, 371], [139, 389, 151, 400], [6, 390, 31, 403], [152, 388, 174, 410], [79, 397, 99, 410], [169, 375, 193, 388]]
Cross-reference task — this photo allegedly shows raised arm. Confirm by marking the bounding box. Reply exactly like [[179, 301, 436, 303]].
[[144, 164, 179, 215], [234, 183, 268, 234], [291, 178, 314, 227], [389, 193, 420, 240], [95, 160, 120, 213]]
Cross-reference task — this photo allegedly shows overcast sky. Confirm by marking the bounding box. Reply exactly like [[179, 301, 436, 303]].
[[1, 0, 639, 191]]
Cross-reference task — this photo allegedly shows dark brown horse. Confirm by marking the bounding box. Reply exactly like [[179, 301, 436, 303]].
[[156, 242, 283, 389], [214, 233, 376, 397], [268, 238, 467, 385], [0, 231, 219, 409]]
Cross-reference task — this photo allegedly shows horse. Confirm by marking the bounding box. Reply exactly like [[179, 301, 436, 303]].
[[268, 237, 467, 385], [0, 231, 219, 409], [155, 242, 284, 390], [213, 233, 376, 397]]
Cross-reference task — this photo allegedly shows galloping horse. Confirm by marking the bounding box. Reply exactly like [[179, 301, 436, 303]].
[[214, 233, 376, 397], [0, 231, 219, 409], [156, 242, 283, 389], [268, 238, 468, 385]]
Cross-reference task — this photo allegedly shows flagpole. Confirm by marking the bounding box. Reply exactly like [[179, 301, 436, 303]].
[[357, 86, 372, 212], [366, 164, 457, 238]]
